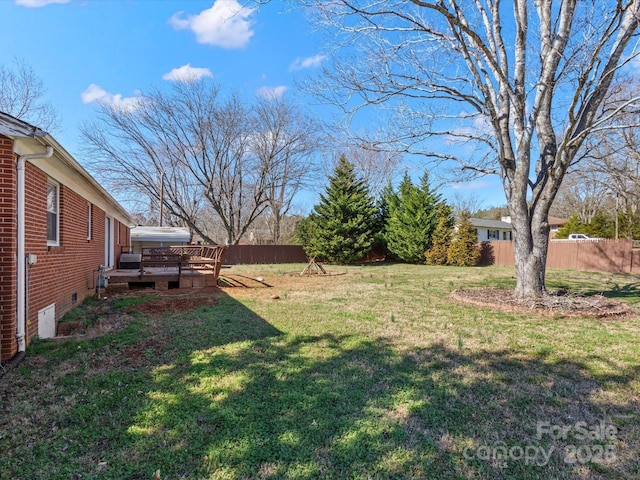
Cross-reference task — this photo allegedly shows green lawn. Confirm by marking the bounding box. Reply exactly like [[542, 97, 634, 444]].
[[1, 264, 639, 479]]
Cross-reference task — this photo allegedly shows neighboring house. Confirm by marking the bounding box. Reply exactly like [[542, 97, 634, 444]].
[[469, 217, 513, 241], [498, 215, 567, 238], [0, 112, 134, 363], [548, 216, 567, 238], [130, 226, 191, 252]]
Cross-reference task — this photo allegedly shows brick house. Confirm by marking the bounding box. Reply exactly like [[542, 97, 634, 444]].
[[0, 112, 134, 363]]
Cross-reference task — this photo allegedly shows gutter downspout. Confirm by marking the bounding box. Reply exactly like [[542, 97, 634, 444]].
[[16, 146, 54, 352]]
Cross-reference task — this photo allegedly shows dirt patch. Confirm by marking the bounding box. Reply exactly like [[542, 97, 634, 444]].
[[132, 295, 218, 314], [451, 288, 631, 318]]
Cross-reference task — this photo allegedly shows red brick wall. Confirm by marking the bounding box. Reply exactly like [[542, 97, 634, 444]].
[[23, 163, 129, 344], [0, 139, 131, 361], [0, 135, 17, 360]]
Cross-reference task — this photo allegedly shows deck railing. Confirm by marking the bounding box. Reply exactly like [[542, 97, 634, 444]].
[[139, 245, 227, 279]]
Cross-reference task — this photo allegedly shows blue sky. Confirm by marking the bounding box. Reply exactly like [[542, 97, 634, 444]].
[[0, 0, 506, 211]]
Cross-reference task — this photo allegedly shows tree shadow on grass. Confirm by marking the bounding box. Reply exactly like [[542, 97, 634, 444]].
[[65, 325, 640, 479], [3, 290, 638, 479], [579, 281, 640, 302], [124, 330, 639, 478]]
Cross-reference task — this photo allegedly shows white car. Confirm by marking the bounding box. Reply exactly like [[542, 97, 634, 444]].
[[568, 233, 604, 240]]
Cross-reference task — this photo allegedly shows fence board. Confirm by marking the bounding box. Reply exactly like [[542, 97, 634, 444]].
[[224, 245, 307, 265], [480, 239, 634, 274], [633, 250, 640, 274]]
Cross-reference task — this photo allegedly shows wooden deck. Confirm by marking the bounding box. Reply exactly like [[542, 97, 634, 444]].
[[108, 245, 227, 290], [107, 267, 219, 290]]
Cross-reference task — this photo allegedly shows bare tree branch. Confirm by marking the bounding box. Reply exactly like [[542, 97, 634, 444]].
[[82, 79, 319, 245], [0, 58, 60, 132], [293, 0, 640, 298]]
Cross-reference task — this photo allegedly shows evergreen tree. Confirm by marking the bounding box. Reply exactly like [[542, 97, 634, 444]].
[[302, 156, 379, 263], [586, 211, 615, 238], [293, 215, 318, 246], [555, 214, 587, 239], [425, 203, 455, 265], [447, 211, 480, 266], [376, 182, 393, 255], [384, 171, 440, 263], [556, 212, 617, 239], [619, 211, 640, 239]]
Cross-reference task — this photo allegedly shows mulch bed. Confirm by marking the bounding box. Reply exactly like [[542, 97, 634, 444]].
[[451, 288, 631, 318]]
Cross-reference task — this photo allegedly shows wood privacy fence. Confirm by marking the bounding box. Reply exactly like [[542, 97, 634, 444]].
[[219, 242, 640, 274], [223, 245, 308, 264], [479, 239, 640, 274]]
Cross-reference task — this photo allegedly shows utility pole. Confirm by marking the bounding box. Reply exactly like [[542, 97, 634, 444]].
[[159, 175, 164, 227], [615, 192, 619, 240]]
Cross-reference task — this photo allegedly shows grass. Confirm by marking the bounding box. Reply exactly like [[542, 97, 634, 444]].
[[1, 264, 639, 479]]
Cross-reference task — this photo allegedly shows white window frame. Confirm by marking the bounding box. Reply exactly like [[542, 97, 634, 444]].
[[104, 215, 114, 268], [46, 179, 60, 246], [87, 202, 92, 240]]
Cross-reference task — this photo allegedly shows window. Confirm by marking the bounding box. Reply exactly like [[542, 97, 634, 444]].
[[46, 180, 59, 245], [87, 202, 92, 240], [487, 229, 500, 240], [105, 216, 113, 268]]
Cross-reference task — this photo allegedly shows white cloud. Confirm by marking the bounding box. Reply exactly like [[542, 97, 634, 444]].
[[451, 181, 492, 191], [289, 54, 326, 71], [15, 0, 69, 7], [162, 64, 213, 82], [81, 84, 108, 104], [169, 0, 256, 49], [81, 84, 142, 111], [445, 111, 493, 145], [256, 85, 288, 99]]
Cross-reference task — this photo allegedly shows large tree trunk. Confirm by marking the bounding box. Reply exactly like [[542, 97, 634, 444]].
[[298, 0, 640, 298], [510, 207, 551, 299]]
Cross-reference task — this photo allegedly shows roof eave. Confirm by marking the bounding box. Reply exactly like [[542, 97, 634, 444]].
[[0, 111, 47, 138]]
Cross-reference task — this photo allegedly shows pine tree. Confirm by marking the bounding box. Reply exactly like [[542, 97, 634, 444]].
[[425, 203, 454, 265], [384, 171, 440, 263], [293, 215, 318, 246], [619, 211, 640, 239], [555, 214, 587, 239], [447, 211, 480, 266], [586, 211, 615, 238], [302, 156, 379, 263]]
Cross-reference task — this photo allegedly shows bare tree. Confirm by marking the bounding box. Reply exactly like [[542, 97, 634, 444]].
[[0, 58, 59, 131], [321, 134, 403, 199], [553, 78, 640, 222], [253, 97, 320, 243], [583, 78, 640, 214], [82, 79, 320, 245], [82, 80, 268, 245], [552, 169, 612, 223], [450, 192, 485, 217], [296, 0, 640, 298]]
